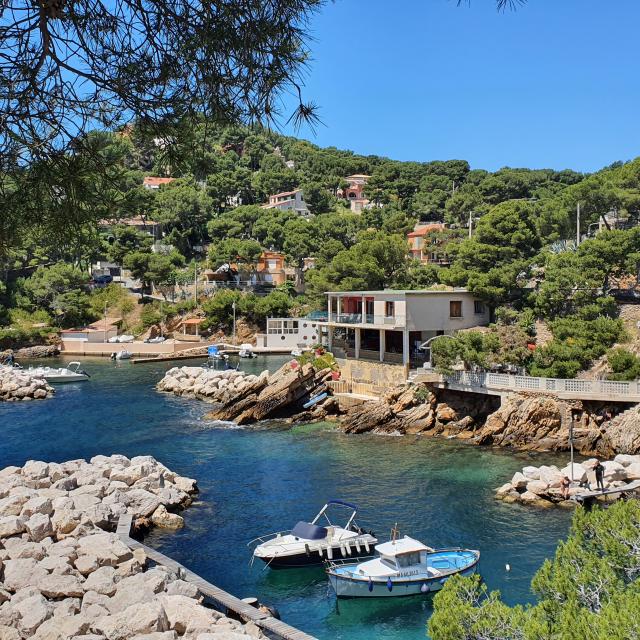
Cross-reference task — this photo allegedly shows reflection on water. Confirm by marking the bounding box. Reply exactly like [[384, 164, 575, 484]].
[[0, 356, 573, 640]]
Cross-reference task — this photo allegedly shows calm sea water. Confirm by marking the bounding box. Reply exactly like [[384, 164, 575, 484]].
[[0, 357, 573, 640]]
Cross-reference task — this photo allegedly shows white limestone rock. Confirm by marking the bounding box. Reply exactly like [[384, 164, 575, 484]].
[[603, 460, 627, 481], [521, 466, 540, 480], [560, 463, 587, 484], [94, 601, 170, 640], [510, 472, 528, 490], [151, 506, 184, 530], [25, 513, 54, 542]]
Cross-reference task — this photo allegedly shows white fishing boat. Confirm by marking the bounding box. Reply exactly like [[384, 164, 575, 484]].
[[249, 500, 377, 569], [326, 533, 480, 598], [114, 350, 132, 360], [238, 344, 257, 358], [27, 362, 90, 383]]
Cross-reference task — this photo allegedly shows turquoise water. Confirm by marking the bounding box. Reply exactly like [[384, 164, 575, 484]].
[[0, 357, 573, 640]]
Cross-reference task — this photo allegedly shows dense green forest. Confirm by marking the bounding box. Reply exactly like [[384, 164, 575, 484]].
[[2, 123, 640, 378]]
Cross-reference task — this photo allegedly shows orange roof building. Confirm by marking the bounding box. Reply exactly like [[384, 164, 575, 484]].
[[407, 223, 449, 265], [143, 176, 175, 190]]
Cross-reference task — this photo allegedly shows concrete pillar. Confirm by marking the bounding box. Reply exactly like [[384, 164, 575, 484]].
[[361, 295, 366, 323], [328, 326, 333, 351], [379, 329, 386, 363], [336, 295, 342, 320], [402, 328, 410, 366], [355, 327, 361, 359]]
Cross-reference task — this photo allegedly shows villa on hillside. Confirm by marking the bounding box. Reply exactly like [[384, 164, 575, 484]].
[[143, 176, 175, 190], [407, 223, 450, 265], [338, 174, 371, 212], [321, 289, 490, 367], [261, 189, 310, 217]]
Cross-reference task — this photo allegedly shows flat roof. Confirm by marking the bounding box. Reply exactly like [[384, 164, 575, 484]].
[[376, 536, 432, 557], [325, 288, 469, 295], [180, 318, 205, 325]]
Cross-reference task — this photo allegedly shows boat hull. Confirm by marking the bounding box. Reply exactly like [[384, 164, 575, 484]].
[[327, 550, 480, 598], [257, 543, 377, 569]]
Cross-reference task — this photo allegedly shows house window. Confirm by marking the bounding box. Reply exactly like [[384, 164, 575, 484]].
[[474, 301, 485, 314], [267, 260, 278, 269], [450, 301, 463, 318], [385, 301, 395, 317]]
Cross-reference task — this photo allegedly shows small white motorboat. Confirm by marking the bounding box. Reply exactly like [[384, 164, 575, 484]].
[[326, 532, 480, 598], [27, 362, 90, 384], [238, 343, 257, 358], [249, 500, 377, 569], [114, 350, 132, 360], [290, 349, 303, 357]]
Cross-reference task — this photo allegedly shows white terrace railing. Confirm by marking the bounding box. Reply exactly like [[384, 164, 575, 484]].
[[442, 370, 640, 399]]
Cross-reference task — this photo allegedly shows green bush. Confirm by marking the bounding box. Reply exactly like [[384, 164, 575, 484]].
[[606, 348, 640, 381], [530, 316, 625, 378]]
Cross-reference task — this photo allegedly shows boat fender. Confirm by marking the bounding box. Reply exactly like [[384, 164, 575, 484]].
[[355, 540, 361, 554], [304, 544, 311, 557], [368, 578, 374, 593], [318, 546, 323, 557], [364, 540, 370, 553], [421, 583, 430, 593], [340, 544, 347, 558], [387, 578, 393, 592], [327, 546, 333, 560], [345, 541, 351, 555]]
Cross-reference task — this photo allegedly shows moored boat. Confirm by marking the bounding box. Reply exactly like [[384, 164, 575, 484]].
[[249, 500, 377, 569], [326, 534, 480, 598], [114, 350, 132, 360], [27, 361, 90, 384]]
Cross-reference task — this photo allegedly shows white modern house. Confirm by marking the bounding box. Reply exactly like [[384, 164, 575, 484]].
[[261, 189, 310, 217], [255, 317, 324, 350], [322, 289, 490, 366]]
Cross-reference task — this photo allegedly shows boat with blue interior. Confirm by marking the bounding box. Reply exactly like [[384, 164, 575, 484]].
[[325, 532, 479, 598], [249, 500, 377, 569]]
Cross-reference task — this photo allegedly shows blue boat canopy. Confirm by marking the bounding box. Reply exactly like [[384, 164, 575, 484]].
[[327, 499, 357, 510], [292, 521, 327, 540]]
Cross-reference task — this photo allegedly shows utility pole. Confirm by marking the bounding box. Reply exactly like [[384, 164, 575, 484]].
[[103, 302, 108, 343], [232, 302, 237, 344], [193, 262, 198, 302], [576, 202, 581, 246], [468, 211, 473, 239]]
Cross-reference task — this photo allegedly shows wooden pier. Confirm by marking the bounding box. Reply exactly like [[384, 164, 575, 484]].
[[570, 479, 640, 503], [116, 514, 317, 640]]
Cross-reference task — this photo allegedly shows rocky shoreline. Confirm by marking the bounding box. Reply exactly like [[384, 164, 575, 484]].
[[495, 455, 640, 507], [157, 363, 336, 424], [0, 455, 265, 640], [157, 364, 640, 456], [0, 366, 54, 402]]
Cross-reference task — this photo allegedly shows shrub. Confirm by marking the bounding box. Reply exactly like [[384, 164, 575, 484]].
[[606, 348, 640, 381]]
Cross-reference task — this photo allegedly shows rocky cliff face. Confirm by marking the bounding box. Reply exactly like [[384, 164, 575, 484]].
[[338, 384, 640, 455], [158, 362, 336, 425]]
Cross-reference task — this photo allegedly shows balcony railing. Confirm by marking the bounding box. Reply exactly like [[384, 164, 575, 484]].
[[328, 313, 406, 327]]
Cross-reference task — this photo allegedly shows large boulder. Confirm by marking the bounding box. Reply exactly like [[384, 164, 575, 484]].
[[602, 460, 627, 482], [510, 472, 528, 490], [150, 506, 184, 530], [560, 463, 587, 484]]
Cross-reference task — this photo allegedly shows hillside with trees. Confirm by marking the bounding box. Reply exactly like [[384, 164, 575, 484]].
[[2, 123, 640, 378]]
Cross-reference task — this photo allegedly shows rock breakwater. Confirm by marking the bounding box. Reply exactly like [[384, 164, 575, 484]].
[[495, 454, 640, 507], [0, 455, 263, 639], [0, 366, 54, 402], [158, 362, 335, 425]]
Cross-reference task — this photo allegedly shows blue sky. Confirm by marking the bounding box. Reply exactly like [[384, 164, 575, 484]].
[[281, 0, 640, 173]]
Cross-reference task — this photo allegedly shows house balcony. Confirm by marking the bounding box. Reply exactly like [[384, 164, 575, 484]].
[[327, 313, 406, 328]]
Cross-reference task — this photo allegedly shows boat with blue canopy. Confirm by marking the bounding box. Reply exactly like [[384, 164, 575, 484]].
[[325, 532, 479, 598], [249, 500, 377, 569]]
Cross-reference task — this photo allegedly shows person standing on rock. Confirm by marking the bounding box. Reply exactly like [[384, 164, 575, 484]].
[[594, 460, 605, 491], [561, 476, 571, 500]]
